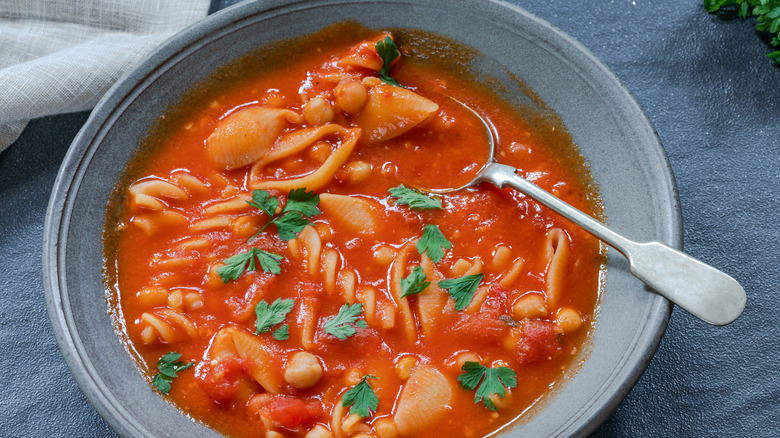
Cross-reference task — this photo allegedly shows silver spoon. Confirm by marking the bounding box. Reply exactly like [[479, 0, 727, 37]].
[[423, 100, 746, 326]]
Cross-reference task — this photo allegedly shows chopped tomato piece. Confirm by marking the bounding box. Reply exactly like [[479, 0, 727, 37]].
[[260, 396, 321, 429], [198, 356, 257, 405], [452, 309, 508, 344], [515, 320, 564, 364]]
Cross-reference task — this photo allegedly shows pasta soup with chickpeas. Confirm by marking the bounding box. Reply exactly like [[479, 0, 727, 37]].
[[104, 23, 603, 438]]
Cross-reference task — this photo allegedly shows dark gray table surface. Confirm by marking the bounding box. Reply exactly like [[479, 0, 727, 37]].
[[1, 0, 777, 436]]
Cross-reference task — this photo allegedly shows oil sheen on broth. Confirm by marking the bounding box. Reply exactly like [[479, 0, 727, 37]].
[[104, 23, 603, 438]]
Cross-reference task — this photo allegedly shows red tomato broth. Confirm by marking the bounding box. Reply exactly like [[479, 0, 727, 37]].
[[105, 23, 603, 438]]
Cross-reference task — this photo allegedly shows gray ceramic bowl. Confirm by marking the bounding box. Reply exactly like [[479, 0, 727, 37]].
[[43, 0, 678, 436]]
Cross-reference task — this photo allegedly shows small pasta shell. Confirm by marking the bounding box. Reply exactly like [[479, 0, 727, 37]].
[[393, 366, 452, 435]]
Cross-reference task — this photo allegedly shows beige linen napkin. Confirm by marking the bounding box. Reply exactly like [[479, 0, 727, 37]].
[[0, 0, 211, 152]]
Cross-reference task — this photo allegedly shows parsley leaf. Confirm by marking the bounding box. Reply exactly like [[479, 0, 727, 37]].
[[323, 303, 366, 340], [152, 352, 193, 395], [416, 224, 451, 263], [273, 324, 290, 340], [438, 273, 484, 311], [342, 375, 379, 418], [400, 265, 431, 298], [284, 188, 322, 217], [388, 185, 443, 210], [457, 361, 517, 411], [255, 298, 295, 334], [249, 188, 320, 241], [375, 36, 404, 87], [269, 212, 311, 241], [247, 189, 279, 217], [217, 247, 283, 282], [705, 0, 780, 63]]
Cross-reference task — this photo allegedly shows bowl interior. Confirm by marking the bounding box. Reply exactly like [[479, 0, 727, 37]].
[[44, 1, 677, 436]]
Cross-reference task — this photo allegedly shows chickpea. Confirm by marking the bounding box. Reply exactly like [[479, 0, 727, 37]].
[[303, 96, 335, 125], [373, 418, 398, 438], [264, 92, 285, 107], [487, 392, 511, 410], [305, 425, 333, 438], [395, 355, 417, 380], [512, 293, 548, 319], [556, 307, 583, 333], [308, 141, 332, 163], [362, 76, 382, 88], [334, 80, 368, 114], [373, 245, 395, 265], [345, 368, 362, 386], [207, 264, 224, 287], [232, 215, 260, 239], [183, 292, 203, 311], [339, 160, 372, 183], [314, 222, 333, 242], [446, 351, 481, 374], [284, 351, 323, 388], [167, 289, 183, 310]]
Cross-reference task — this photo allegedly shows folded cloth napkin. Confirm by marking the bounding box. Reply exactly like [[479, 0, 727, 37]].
[[0, 0, 211, 152]]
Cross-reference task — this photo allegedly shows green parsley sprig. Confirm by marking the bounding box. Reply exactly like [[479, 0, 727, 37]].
[[705, 0, 780, 63], [417, 224, 451, 263], [255, 298, 295, 335], [375, 36, 404, 87], [323, 303, 368, 340], [249, 188, 321, 241], [438, 273, 484, 311], [217, 247, 283, 283], [388, 185, 443, 210], [273, 324, 290, 340], [218, 188, 320, 283], [342, 375, 379, 418], [400, 265, 431, 298], [152, 352, 194, 395], [457, 361, 517, 411]]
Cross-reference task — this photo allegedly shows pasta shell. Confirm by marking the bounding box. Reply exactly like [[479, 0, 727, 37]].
[[393, 366, 452, 435], [207, 107, 301, 170], [129, 178, 189, 201], [227, 327, 283, 393], [353, 83, 439, 143], [336, 33, 391, 71], [209, 328, 239, 360], [250, 127, 361, 192], [319, 193, 380, 236]]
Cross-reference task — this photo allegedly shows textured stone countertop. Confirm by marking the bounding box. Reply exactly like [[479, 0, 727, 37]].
[[1, 0, 777, 436]]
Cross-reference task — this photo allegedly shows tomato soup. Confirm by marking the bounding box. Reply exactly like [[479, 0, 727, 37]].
[[104, 23, 603, 438]]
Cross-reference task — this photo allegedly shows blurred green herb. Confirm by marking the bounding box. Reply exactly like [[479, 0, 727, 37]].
[[323, 303, 367, 340], [152, 352, 193, 395], [217, 247, 283, 283], [704, 0, 780, 63], [375, 36, 404, 87], [342, 375, 379, 417]]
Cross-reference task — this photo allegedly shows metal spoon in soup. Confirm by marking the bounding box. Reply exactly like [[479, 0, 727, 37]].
[[412, 98, 746, 326]]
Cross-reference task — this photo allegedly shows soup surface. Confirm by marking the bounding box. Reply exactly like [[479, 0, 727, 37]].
[[105, 24, 603, 438]]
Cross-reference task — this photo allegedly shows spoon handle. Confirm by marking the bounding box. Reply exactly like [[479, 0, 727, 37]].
[[478, 162, 746, 326]]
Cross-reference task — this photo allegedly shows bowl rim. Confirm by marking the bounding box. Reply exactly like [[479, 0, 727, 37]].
[[42, 0, 678, 436]]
